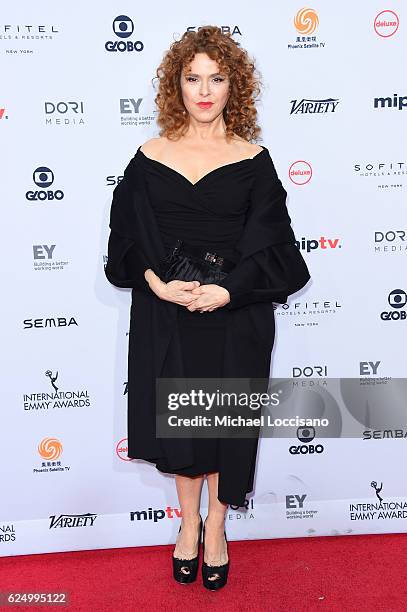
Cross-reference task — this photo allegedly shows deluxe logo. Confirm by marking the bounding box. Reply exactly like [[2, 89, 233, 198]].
[[374, 10, 399, 37], [49, 513, 97, 528], [44, 101, 85, 126], [289, 8, 325, 50], [290, 98, 339, 114], [116, 437, 131, 461], [26, 167, 64, 202], [374, 94, 407, 111], [293, 366, 328, 377], [289, 161, 312, 185], [289, 426, 324, 455], [0, 107, 8, 120], [296, 236, 341, 252], [380, 289, 407, 321], [23, 316, 78, 329], [105, 15, 144, 52]]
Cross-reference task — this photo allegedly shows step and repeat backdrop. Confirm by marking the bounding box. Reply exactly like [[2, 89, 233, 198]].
[[1, 1, 406, 556]]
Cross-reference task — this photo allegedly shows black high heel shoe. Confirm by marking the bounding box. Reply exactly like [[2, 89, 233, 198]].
[[172, 514, 203, 584], [202, 518, 230, 591]]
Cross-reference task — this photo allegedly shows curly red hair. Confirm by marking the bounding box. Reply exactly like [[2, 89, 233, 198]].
[[152, 26, 262, 142]]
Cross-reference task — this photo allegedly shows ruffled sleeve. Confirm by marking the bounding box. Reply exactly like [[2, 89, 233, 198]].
[[217, 149, 310, 310]]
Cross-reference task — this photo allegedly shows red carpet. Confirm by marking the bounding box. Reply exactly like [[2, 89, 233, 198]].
[[1, 533, 406, 611]]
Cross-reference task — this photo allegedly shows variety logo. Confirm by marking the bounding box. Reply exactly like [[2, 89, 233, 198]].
[[374, 230, 407, 254], [119, 98, 155, 127], [26, 167, 64, 202], [44, 101, 85, 126], [49, 513, 97, 528], [105, 15, 144, 53], [374, 10, 399, 37], [290, 97, 339, 114], [380, 289, 407, 321], [289, 426, 324, 455], [289, 161, 312, 185], [289, 8, 325, 50], [33, 244, 70, 272], [23, 370, 91, 411], [349, 481, 407, 520], [296, 236, 341, 252], [23, 316, 78, 329], [374, 94, 407, 111]]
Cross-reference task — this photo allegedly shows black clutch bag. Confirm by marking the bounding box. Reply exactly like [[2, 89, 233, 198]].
[[159, 239, 236, 285]]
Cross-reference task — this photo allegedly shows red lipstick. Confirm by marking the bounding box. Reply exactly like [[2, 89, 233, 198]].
[[197, 102, 213, 109]]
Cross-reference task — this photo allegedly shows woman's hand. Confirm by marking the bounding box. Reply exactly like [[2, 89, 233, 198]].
[[145, 269, 201, 306], [186, 284, 231, 312]]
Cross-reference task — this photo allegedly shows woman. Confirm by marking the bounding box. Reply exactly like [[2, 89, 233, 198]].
[[105, 26, 310, 590]]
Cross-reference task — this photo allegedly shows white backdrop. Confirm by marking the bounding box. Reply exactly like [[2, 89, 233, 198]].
[[1, 1, 406, 556]]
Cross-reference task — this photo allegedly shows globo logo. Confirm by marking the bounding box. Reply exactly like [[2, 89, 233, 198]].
[[380, 289, 407, 321], [105, 15, 144, 53], [26, 167, 64, 202]]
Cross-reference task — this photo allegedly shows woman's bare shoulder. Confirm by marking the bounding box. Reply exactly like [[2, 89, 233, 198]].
[[139, 137, 168, 157], [230, 135, 265, 157]]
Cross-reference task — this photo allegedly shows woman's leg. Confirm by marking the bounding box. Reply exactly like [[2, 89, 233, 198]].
[[205, 472, 229, 565], [173, 473, 205, 559]]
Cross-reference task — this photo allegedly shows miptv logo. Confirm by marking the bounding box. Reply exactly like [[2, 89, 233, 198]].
[[374, 10, 399, 37]]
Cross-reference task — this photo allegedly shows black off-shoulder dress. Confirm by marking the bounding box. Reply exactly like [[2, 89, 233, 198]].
[[105, 145, 311, 507]]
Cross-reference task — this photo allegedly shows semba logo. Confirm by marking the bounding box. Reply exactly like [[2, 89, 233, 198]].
[[289, 426, 324, 455], [26, 167, 64, 202], [105, 15, 144, 53]]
